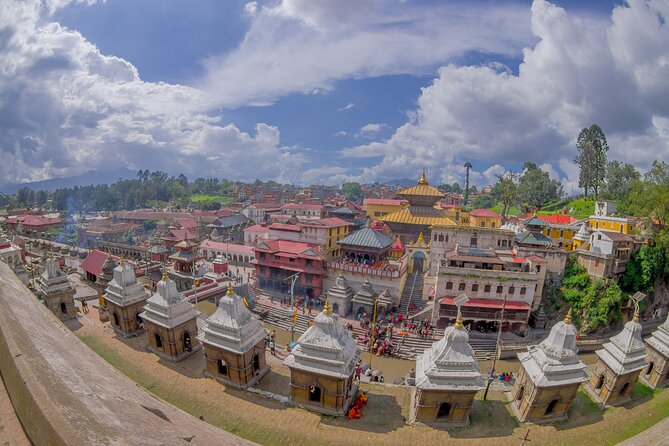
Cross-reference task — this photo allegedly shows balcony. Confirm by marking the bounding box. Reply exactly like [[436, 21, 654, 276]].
[[326, 260, 404, 279], [438, 264, 537, 282]]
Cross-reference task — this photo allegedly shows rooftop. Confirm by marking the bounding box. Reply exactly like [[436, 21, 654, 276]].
[[338, 227, 394, 250]]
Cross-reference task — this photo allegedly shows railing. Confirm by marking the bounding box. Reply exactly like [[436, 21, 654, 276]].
[[439, 309, 528, 321], [438, 264, 537, 281], [326, 260, 402, 279]]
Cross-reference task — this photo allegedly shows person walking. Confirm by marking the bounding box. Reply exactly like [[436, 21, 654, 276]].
[[269, 340, 276, 356], [354, 362, 362, 381]]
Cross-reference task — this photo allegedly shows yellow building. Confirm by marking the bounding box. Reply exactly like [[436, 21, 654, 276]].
[[542, 225, 578, 251], [589, 215, 637, 235], [363, 198, 409, 220], [468, 209, 503, 229]]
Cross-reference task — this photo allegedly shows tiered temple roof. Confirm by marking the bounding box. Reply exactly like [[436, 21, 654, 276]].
[[338, 227, 394, 251], [595, 309, 646, 375], [351, 279, 378, 307], [38, 258, 74, 296], [381, 173, 454, 226], [415, 312, 484, 390], [283, 299, 359, 378], [517, 309, 588, 387], [141, 271, 199, 329], [197, 283, 265, 354], [646, 314, 669, 358], [104, 258, 147, 308]]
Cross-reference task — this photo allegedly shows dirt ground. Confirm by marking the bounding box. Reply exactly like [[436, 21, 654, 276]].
[[70, 308, 669, 446]]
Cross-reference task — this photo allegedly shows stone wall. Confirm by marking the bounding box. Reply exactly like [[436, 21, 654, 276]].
[[0, 263, 254, 446]]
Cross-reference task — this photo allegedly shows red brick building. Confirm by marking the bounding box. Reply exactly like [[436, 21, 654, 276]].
[[253, 240, 325, 298]]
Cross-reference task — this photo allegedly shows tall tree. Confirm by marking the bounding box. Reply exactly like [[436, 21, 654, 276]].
[[342, 182, 363, 202], [492, 172, 518, 220], [622, 159, 669, 228], [574, 124, 609, 198], [517, 162, 563, 210], [464, 162, 472, 206], [604, 161, 639, 200]]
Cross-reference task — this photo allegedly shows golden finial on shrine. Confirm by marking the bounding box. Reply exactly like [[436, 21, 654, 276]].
[[418, 168, 428, 185], [323, 298, 332, 315], [633, 305, 640, 322], [564, 307, 573, 325], [120, 255, 125, 267], [227, 281, 234, 296], [417, 232, 425, 244], [454, 309, 464, 330], [161, 266, 169, 281]]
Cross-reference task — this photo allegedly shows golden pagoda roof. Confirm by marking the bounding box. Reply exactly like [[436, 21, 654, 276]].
[[380, 206, 456, 226], [397, 172, 445, 199]]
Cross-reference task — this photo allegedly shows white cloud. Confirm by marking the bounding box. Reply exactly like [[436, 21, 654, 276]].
[[356, 123, 388, 138], [199, 0, 534, 107], [539, 163, 560, 181], [482, 164, 507, 183], [341, 0, 669, 187], [244, 1, 258, 16], [0, 0, 304, 187], [337, 102, 355, 112]]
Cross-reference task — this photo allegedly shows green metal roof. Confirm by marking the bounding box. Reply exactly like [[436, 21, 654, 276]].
[[515, 230, 556, 247], [524, 216, 549, 227], [338, 227, 394, 250]]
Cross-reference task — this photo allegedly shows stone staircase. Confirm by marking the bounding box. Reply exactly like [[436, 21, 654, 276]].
[[398, 272, 426, 318]]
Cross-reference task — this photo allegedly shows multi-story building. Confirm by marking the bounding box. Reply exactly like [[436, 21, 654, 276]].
[[468, 209, 503, 229], [242, 203, 282, 224], [253, 240, 326, 299], [430, 246, 546, 333], [280, 203, 324, 220], [576, 230, 640, 279]]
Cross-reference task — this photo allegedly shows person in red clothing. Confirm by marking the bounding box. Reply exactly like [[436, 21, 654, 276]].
[[354, 362, 362, 381]]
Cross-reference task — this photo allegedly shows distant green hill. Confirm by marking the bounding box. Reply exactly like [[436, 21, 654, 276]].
[[489, 198, 596, 220]]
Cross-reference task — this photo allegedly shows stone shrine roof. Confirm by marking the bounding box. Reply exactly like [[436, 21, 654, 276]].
[[596, 311, 646, 375], [104, 259, 148, 308], [283, 300, 359, 379], [140, 271, 199, 329], [517, 309, 588, 387], [38, 258, 74, 296], [197, 283, 265, 354], [415, 313, 485, 390], [351, 279, 378, 306], [646, 313, 669, 358]]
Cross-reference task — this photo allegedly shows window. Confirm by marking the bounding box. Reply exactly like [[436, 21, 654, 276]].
[[446, 282, 453, 290], [470, 237, 478, 247], [544, 399, 559, 416], [492, 222, 496, 228], [472, 284, 479, 292], [480, 222, 485, 228], [459, 283, 466, 291], [520, 287, 526, 295], [438, 234, 445, 242], [434, 233, 438, 241], [309, 385, 322, 403], [484, 284, 491, 293], [445, 235, 449, 242], [560, 230, 564, 238], [217, 359, 228, 376], [306, 259, 313, 267], [508, 286, 515, 294], [496, 285, 503, 294]]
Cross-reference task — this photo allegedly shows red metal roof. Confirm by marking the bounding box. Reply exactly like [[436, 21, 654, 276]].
[[439, 297, 530, 311], [269, 223, 301, 232], [538, 214, 577, 225], [80, 249, 110, 276], [7, 214, 62, 227], [254, 239, 323, 259], [281, 203, 324, 210], [469, 209, 502, 218], [244, 224, 269, 233]]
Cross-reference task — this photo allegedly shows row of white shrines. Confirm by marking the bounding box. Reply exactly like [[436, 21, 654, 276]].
[[38, 256, 669, 426]]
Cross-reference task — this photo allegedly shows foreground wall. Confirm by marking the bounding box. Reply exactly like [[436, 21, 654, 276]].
[[0, 263, 254, 446]]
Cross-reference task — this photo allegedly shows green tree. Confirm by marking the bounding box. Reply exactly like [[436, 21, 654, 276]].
[[604, 161, 639, 200], [574, 124, 609, 198], [436, 184, 452, 193], [472, 194, 496, 209], [517, 162, 563, 210], [491, 172, 518, 220], [450, 182, 462, 194], [621, 160, 669, 228], [342, 182, 363, 202]]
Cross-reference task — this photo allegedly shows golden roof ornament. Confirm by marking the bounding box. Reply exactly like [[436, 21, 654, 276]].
[[633, 305, 640, 322], [564, 307, 573, 325], [418, 169, 428, 185], [454, 309, 464, 330], [161, 266, 169, 282], [323, 297, 332, 315], [120, 255, 125, 267], [227, 281, 234, 296], [417, 232, 425, 244]]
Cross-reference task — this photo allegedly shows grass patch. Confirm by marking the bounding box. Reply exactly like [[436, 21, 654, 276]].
[[633, 380, 655, 399], [574, 390, 602, 416], [190, 194, 235, 205], [489, 203, 522, 217]]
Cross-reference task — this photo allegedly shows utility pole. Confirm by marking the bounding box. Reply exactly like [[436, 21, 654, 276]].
[[484, 293, 507, 401]]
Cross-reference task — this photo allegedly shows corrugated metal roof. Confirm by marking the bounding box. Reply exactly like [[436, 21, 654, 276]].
[[338, 227, 394, 249], [515, 230, 556, 246], [397, 184, 445, 198]]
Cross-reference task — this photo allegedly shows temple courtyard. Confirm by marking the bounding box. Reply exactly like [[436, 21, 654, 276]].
[[67, 306, 669, 446]]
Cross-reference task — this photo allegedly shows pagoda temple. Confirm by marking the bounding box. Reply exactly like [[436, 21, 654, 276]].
[[588, 308, 646, 406], [104, 257, 149, 338], [325, 273, 354, 317], [283, 299, 359, 416], [642, 313, 669, 389], [197, 283, 268, 389], [169, 240, 203, 291], [411, 310, 484, 426], [38, 258, 76, 321], [140, 269, 201, 362], [511, 309, 588, 423], [380, 171, 454, 243]]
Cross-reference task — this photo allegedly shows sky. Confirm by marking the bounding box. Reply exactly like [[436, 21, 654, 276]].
[[1, 0, 668, 193]]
